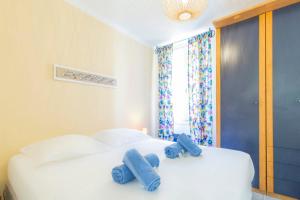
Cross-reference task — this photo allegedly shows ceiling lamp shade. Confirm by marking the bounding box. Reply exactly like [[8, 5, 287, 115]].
[[162, 0, 207, 21]]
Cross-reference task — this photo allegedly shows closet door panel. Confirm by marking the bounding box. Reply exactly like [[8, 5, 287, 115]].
[[273, 3, 300, 199], [274, 148, 300, 166], [273, 179, 300, 199], [221, 17, 259, 188], [274, 163, 300, 183]]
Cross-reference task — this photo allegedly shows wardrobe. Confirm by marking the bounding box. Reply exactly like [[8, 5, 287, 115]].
[[215, 0, 300, 199]]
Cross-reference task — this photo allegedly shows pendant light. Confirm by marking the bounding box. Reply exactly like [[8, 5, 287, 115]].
[[162, 0, 207, 21]]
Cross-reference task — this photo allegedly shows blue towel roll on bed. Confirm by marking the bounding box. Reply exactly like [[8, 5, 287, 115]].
[[144, 153, 160, 168], [123, 149, 161, 192], [164, 143, 186, 159], [177, 134, 202, 157], [112, 153, 160, 184]]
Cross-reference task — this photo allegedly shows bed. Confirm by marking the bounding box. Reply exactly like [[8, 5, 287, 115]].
[[7, 129, 254, 200]]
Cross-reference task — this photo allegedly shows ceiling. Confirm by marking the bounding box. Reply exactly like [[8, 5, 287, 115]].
[[66, 0, 265, 47]]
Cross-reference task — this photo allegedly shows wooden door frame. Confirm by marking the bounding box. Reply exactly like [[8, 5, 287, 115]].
[[215, 0, 300, 198], [213, 0, 300, 28], [215, 14, 267, 192], [265, 11, 274, 195], [216, 28, 221, 148], [265, 10, 299, 200]]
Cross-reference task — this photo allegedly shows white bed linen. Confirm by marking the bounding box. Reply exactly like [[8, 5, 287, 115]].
[[8, 138, 254, 200]]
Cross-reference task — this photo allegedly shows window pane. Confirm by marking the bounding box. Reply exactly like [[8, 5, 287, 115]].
[[172, 41, 190, 134]]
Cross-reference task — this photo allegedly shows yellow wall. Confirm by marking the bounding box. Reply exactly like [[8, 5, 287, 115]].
[[0, 0, 153, 192]]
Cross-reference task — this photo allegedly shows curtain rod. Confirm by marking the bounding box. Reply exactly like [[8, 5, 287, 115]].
[[155, 28, 215, 49]]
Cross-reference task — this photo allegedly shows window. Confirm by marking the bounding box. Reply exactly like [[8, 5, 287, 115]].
[[172, 41, 190, 134]]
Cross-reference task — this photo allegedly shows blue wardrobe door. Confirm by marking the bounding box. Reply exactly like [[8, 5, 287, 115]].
[[221, 17, 260, 188], [273, 3, 300, 199]]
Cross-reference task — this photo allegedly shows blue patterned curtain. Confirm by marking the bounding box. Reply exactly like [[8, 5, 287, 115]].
[[156, 44, 174, 140], [188, 31, 213, 145]]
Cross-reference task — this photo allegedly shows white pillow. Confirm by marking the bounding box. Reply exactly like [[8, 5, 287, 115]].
[[93, 128, 150, 147], [21, 134, 111, 165]]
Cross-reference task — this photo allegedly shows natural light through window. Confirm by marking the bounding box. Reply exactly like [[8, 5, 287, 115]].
[[172, 41, 190, 134]]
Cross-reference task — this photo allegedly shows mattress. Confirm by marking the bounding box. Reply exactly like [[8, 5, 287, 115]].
[[8, 138, 254, 200]]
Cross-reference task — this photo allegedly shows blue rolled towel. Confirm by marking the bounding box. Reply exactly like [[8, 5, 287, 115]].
[[123, 149, 161, 192], [112, 153, 160, 184], [164, 143, 186, 159], [145, 153, 160, 168], [177, 134, 202, 157]]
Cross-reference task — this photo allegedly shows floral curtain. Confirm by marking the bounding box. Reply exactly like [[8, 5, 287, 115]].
[[156, 44, 174, 140], [188, 31, 213, 145]]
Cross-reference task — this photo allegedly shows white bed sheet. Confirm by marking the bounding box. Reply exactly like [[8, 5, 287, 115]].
[[8, 138, 254, 200]]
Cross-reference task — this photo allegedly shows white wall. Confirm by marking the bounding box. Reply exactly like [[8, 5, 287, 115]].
[[0, 0, 153, 192]]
